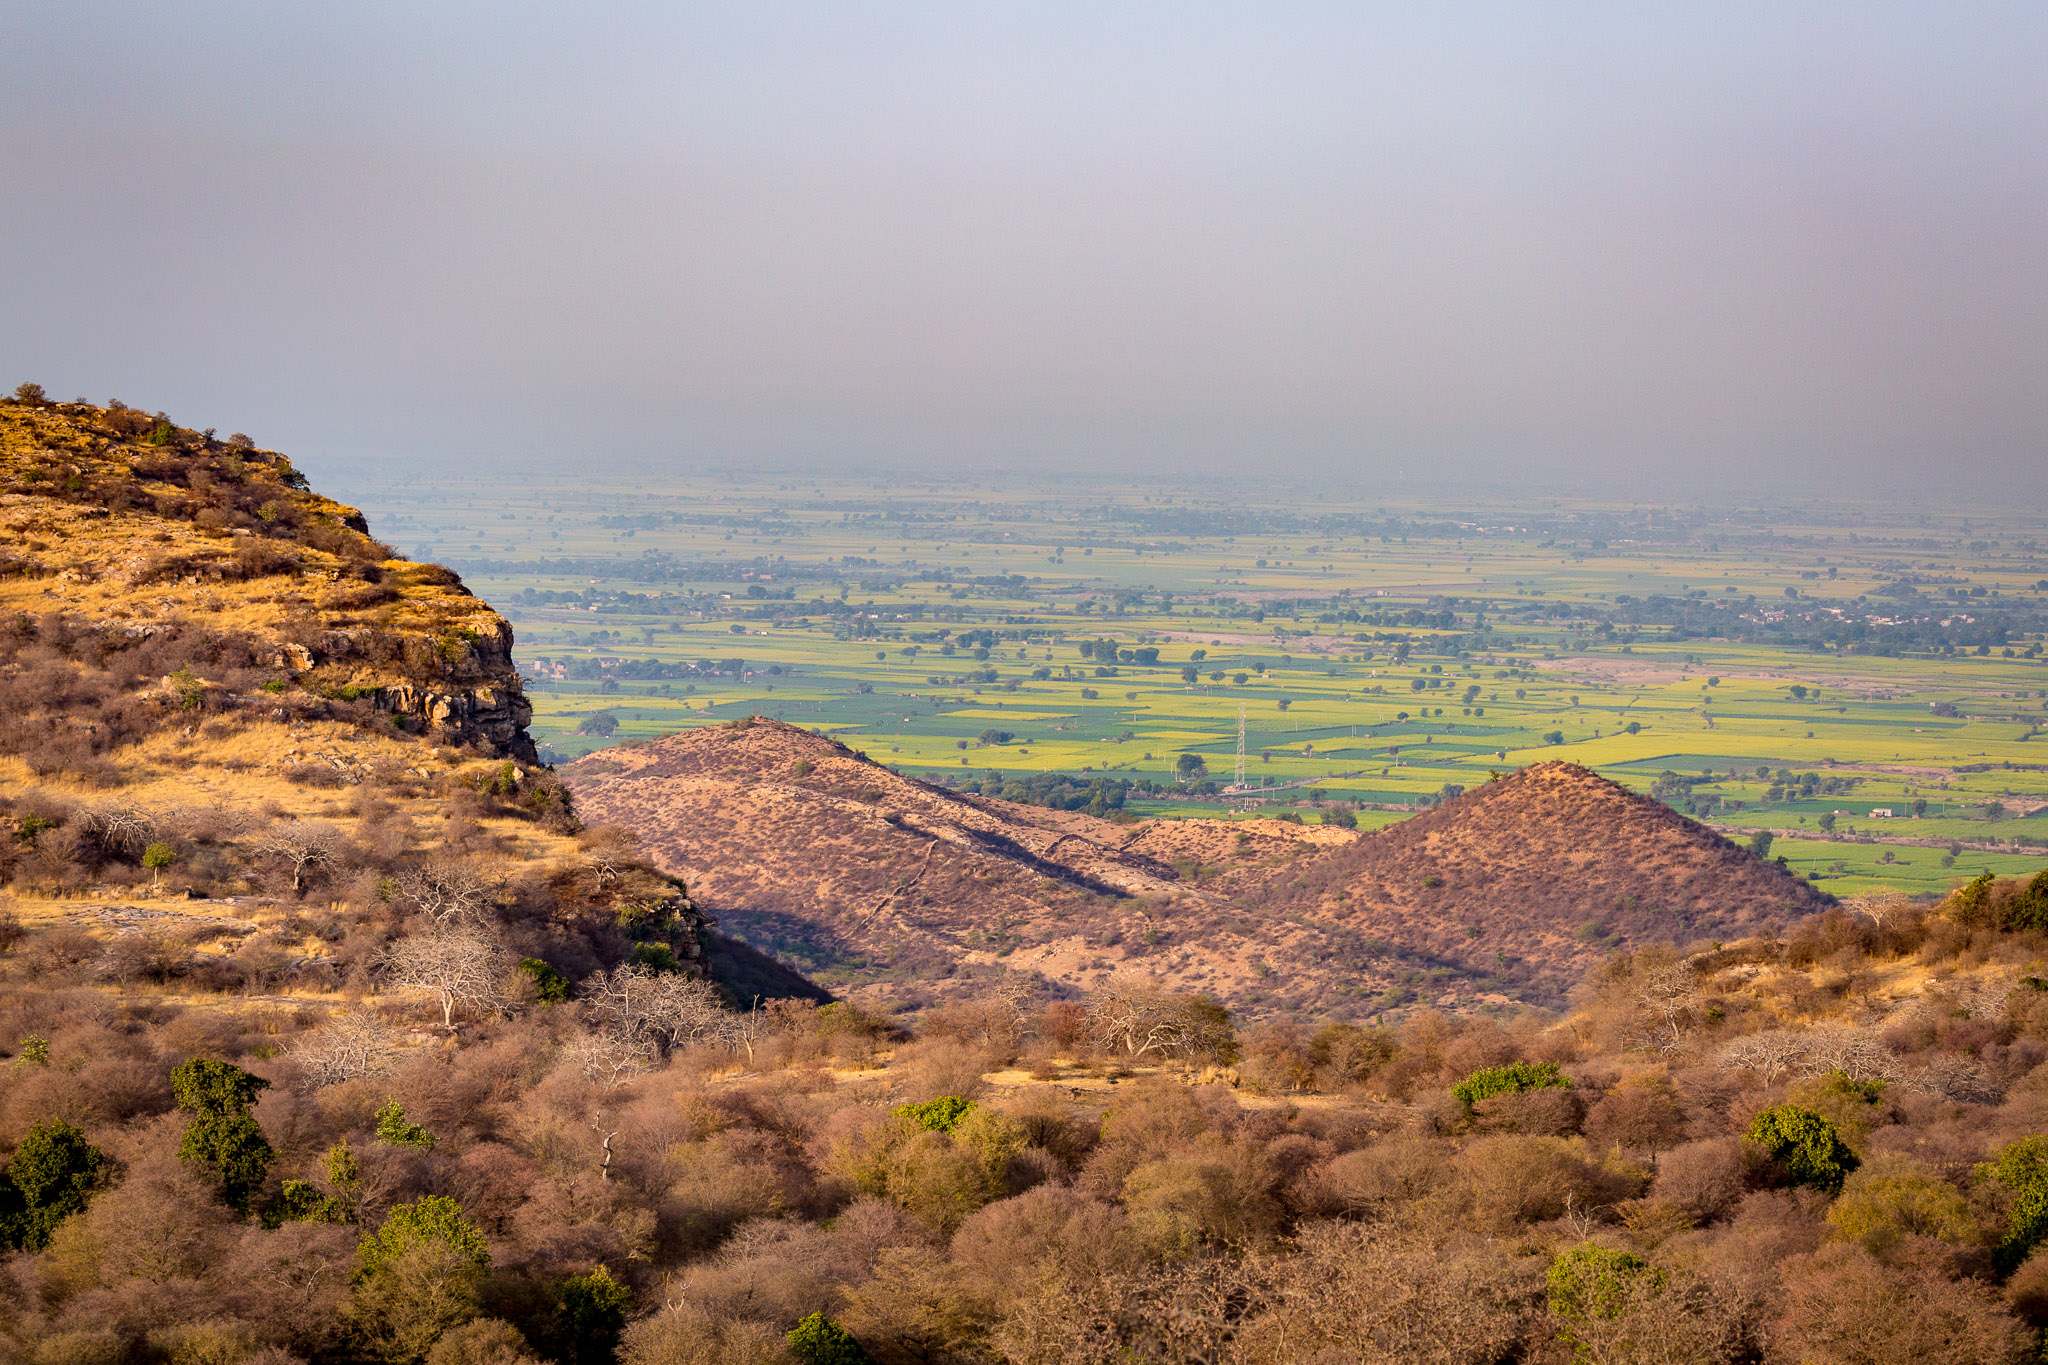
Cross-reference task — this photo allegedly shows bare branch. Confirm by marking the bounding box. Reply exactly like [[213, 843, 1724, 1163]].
[[582, 963, 740, 1056], [566, 1032, 655, 1089], [393, 862, 500, 928], [1844, 891, 1911, 932], [378, 928, 511, 1032], [1087, 975, 1235, 1062], [255, 822, 341, 893], [1715, 1029, 1809, 1086], [293, 1008, 400, 1087]]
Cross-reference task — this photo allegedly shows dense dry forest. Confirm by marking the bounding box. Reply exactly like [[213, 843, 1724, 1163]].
[[4, 859, 2048, 1363]]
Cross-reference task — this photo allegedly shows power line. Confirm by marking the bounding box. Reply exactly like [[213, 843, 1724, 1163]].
[[1235, 703, 1248, 789]]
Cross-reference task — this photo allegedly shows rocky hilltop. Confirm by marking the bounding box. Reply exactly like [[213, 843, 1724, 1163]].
[[0, 389, 838, 1005], [1, 395, 533, 762], [567, 720, 1831, 1015]]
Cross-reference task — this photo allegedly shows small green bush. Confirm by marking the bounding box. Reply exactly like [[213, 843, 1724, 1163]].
[[892, 1096, 977, 1134], [374, 1100, 436, 1150], [275, 1178, 347, 1225], [553, 1264, 632, 1365], [629, 942, 683, 974], [355, 1195, 490, 1279], [518, 958, 570, 1005], [169, 666, 205, 710], [1547, 1241, 1664, 1322], [0, 1118, 108, 1249], [1744, 1103, 1857, 1194], [1452, 1061, 1570, 1108]]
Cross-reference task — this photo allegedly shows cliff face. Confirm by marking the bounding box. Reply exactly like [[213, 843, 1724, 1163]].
[[274, 618, 537, 762], [0, 394, 537, 763]]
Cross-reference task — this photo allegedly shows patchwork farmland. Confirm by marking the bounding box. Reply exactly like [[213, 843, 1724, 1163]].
[[332, 466, 2048, 896]]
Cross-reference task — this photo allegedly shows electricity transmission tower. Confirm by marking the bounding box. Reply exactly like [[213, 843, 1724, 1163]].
[[1235, 704, 1247, 789]]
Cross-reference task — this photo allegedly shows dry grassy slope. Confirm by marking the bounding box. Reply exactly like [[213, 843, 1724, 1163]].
[[568, 724, 1830, 1015], [0, 398, 532, 758], [0, 394, 832, 1008]]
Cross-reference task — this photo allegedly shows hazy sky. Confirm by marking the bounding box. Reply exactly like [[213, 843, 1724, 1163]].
[[4, 3, 2045, 495]]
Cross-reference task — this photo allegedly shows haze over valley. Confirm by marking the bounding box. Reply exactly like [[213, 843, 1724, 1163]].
[[5, 6, 2048, 1364]]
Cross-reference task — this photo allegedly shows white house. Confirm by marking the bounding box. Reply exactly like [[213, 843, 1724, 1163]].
[[1869, 808, 1894, 818]]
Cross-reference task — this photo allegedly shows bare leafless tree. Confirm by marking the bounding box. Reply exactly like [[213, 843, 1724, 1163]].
[[1845, 891, 1910, 932], [582, 963, 738, 1056], [579, 828, 637, 887], [1797, 1027, 1901, 1085], [567, 1031, 655, 1088], [1087, 975, 1236, 1062], [1628, 961, 1707, 1055], [256, 822, 340, 893], [293, 1008, 400, 1087], [394, 862, 498, 927], [81, 803, 158, 859], [379, 928, 510, 1031], [948, 976, 1036, 1052], [1716, 1029, 1810, 1085], [1908, 1054, 2002, 1104]]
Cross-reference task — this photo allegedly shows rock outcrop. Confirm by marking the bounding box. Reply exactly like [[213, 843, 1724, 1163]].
[[0, 395, 540, 763]]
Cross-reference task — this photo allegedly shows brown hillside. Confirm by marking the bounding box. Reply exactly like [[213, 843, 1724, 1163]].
[[1, 397, 533, 760], [568, 725, 1830, 1015], [1240, 762, 1833, 1003], [0, 390, 831, 1007]]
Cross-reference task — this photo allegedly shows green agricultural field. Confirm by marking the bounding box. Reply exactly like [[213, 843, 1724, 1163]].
[[331, 465, 2048, 895]]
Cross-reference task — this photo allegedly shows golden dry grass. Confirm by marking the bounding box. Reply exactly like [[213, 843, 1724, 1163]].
[[2, 400, 517, 695]]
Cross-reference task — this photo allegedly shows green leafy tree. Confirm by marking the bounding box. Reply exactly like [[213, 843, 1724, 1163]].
[[1548, 1241, 1666, 1359], [1826, 1154, 1975, 1254], [1982, 1135, 2048, 1272], [172, 1059, 274, 1213], [2005, 870, 2048, 933], [14, 1036, 49, 1068], [1452, 1060, 1571, 1108], [350, 1196, 492, 1361], [552, 1265, 633, 1365], [324, 1139, 364, 1224], [0, 1119, 108, 1249], [1950, 870, 1996, 926], [1175, 752, 1208, 782], [276, 1178, 349, 1225], [356, 1195, 491, 1279], [374, 1100, 436, 1150], [518, 958, 570, 1004], [1744, 1104, 1857, 1194], [142, 841, 178, 889], [1748, 830, 1775, 859], [787, 1312, 871, 1365]]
